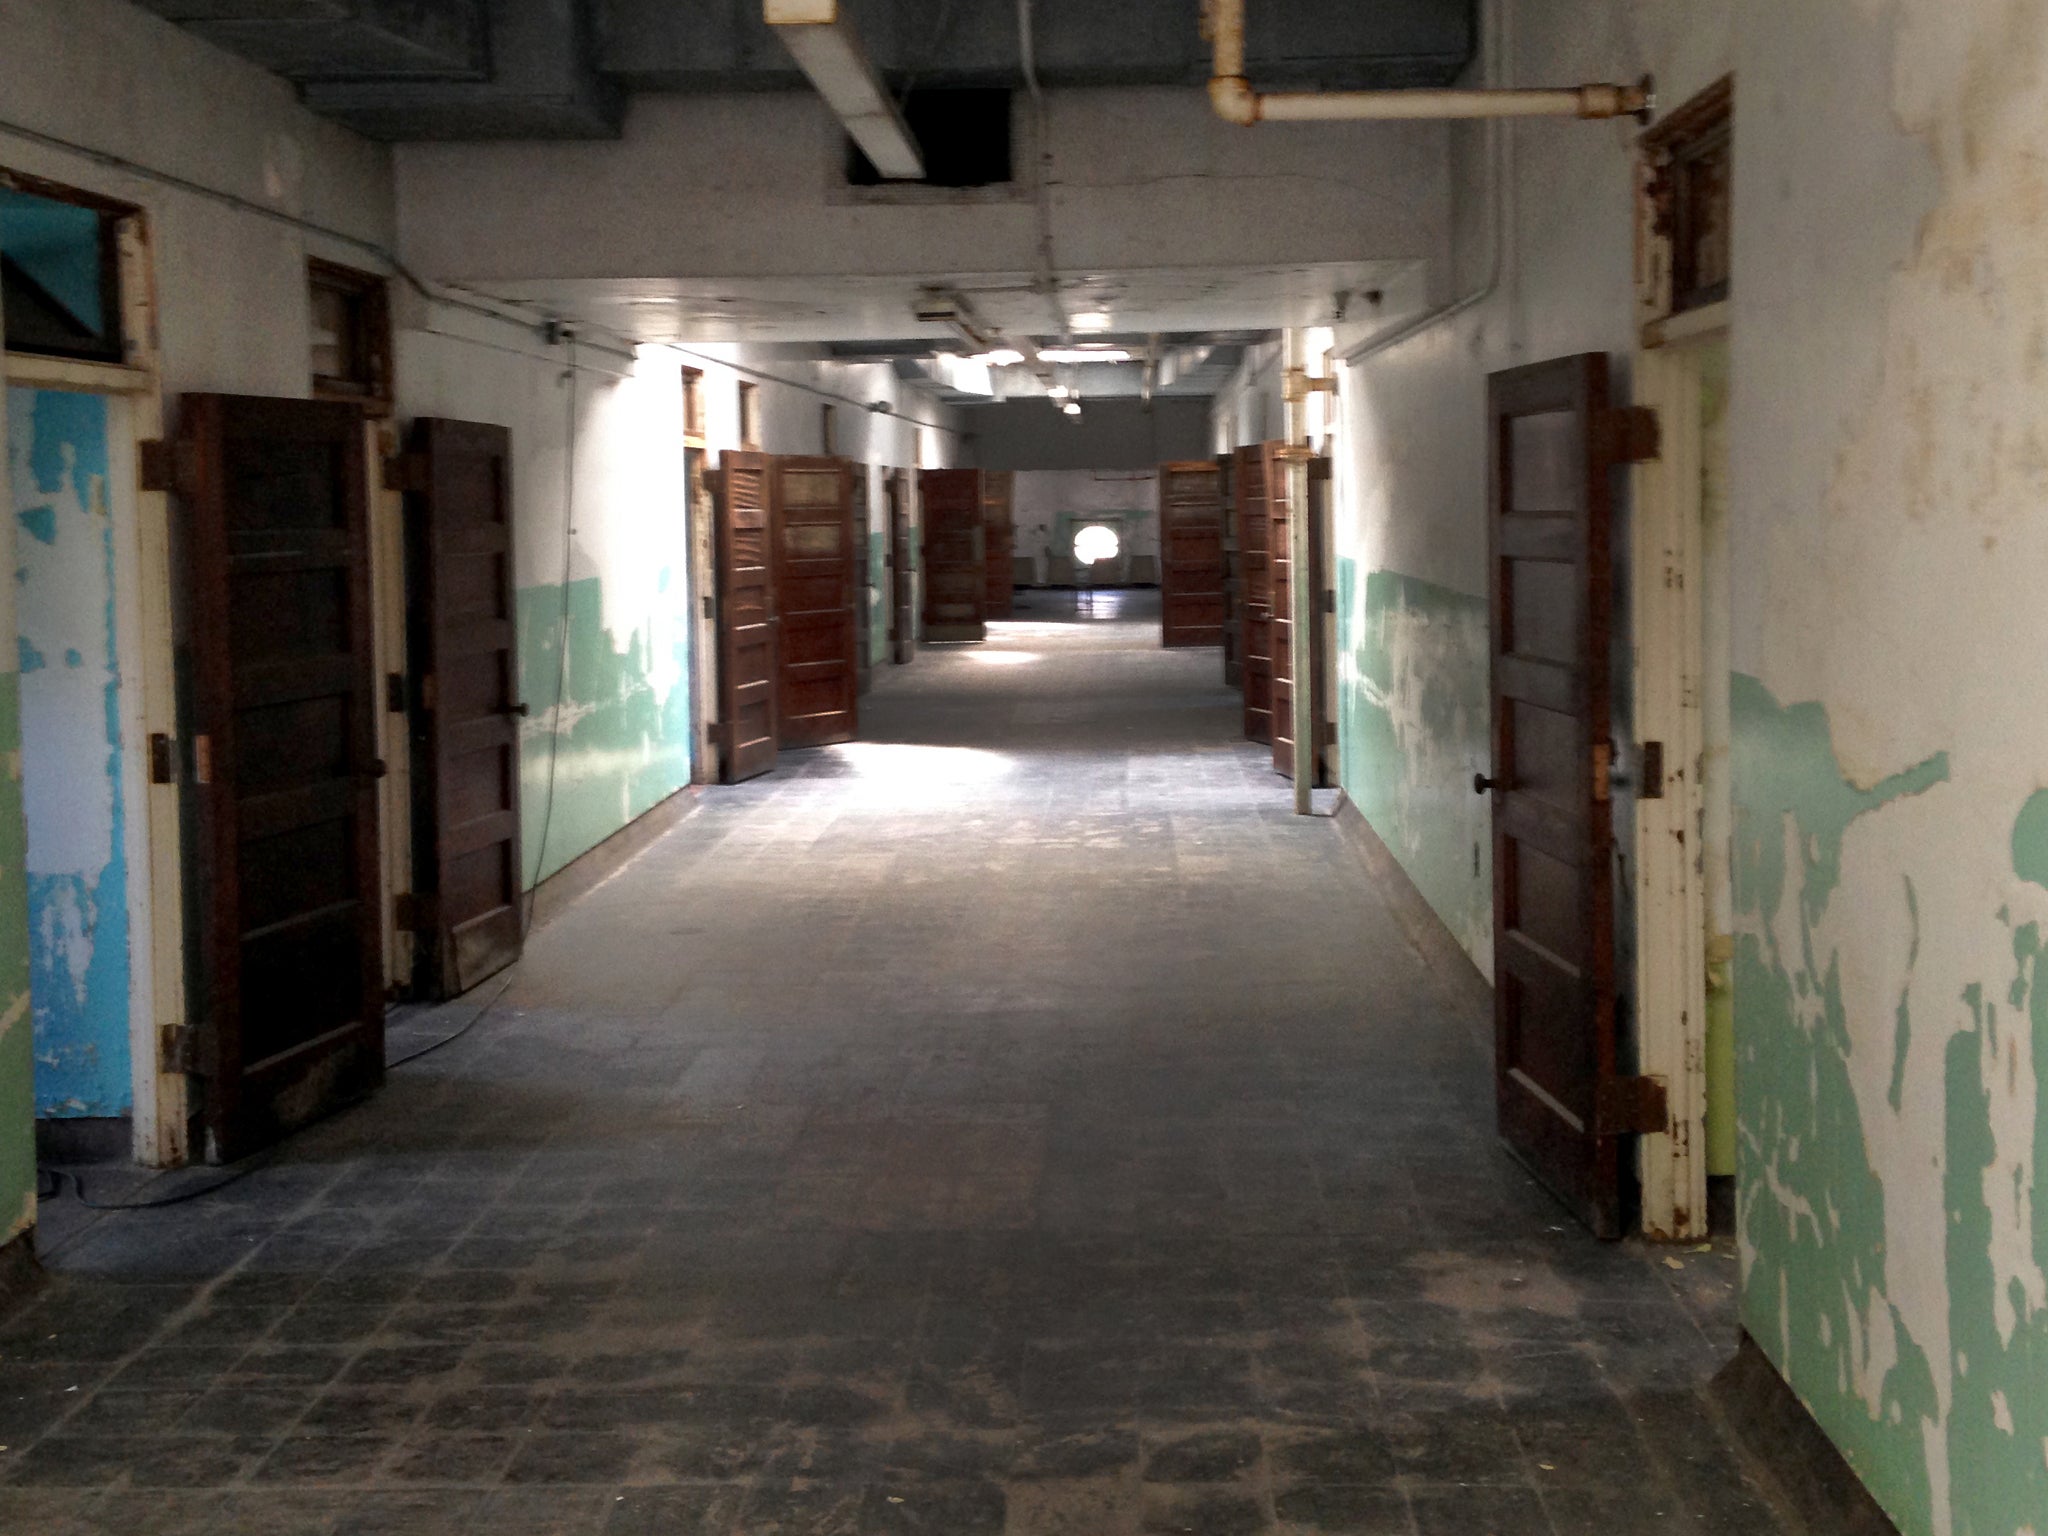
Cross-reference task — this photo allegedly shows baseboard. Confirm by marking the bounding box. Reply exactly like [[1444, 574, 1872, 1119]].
[[1711, 1334, 1901, 1536], [35, 1116, 131, 1165], [525, 787, 701, 934], [0, 1229, 39, 1318], [1331, 792, 1493, 1034]]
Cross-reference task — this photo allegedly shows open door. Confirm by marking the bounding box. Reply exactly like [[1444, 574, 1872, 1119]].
[[890, 471, 915, 664], [982, 469, 1015, 620], [715, 450, 778, 783], [919, 468, 985, 642], [181, 394, 384, 1163], [1272, 456, 1332, 784], [772, 455, 858, 748], [401, 418, 523, 1000], [1482, 353, 1655, 1238], [1219, 453, 1241, 687], [854, 468, 873, 696], [1236, 443, 1276, 742], [1158, 461, 1226, 648]]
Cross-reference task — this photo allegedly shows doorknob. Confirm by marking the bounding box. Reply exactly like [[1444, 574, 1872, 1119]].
[[504, 702, 531, 718], [1473, 773, 1501, 795]]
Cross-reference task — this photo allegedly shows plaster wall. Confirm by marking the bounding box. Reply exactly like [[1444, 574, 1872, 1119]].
[[392, 89, 1447, 284], [1009, 470, 1160, 587]]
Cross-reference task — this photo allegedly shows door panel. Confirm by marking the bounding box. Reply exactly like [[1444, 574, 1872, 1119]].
[[716, 450, 778, 782], [1272, 456, 1332, 784], [772, 456, 858, 748], [1483, 353, 1626, 1237], [1158, 460, 1226, 648], [1219, 453, 1242, 687], [890, 472, 915, 664], [1236, 443, 1277, 742], [982, 468, 1015, 620], [182, 394, 383, 1164], [919, 468, 985, 642], [403, 418, 523, 1000]]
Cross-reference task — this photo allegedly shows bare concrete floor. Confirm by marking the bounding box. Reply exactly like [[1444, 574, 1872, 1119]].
[[1, 590, 1789, 1533]]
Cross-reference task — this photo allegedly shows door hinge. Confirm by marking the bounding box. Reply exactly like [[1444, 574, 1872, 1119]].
[[382, 452, 429, 494], [393, 892, 438, 933], [192, 733, 214, 786], [1639, 740, 1665, 799], [1319, 721, 1338, 748], [148, 733, 177, 785], [1596, 1075, 1671, 1136], [137, 439, 198, 496], [159, 1023, 198, 1076], [386, 672, 408, 714], [1592, 740, 1613, 803], [1600, 405, 1662, 463], [1318, 589, 1336, 616]]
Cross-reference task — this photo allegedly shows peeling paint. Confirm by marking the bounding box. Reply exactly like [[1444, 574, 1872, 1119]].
[[1337, 561, 1492, 976], [0, 675, 31, 1242]]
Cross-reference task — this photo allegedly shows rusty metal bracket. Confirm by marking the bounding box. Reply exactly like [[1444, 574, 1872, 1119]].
[[1596, 1075, 1670, 1136]]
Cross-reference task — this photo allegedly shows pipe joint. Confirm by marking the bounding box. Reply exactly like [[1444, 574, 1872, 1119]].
[[1208, 74, 1260, 126]]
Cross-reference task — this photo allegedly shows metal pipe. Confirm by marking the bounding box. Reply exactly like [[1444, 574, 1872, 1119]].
[[1202, 0, 1646, 125], [1282, 328, 1314, 818]]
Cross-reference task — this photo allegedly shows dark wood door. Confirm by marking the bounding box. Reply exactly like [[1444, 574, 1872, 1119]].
[[1219, 452, 1241, 687], [890, 472, 915, 664], [1272, 455, 1333, 784], [402, 418, 523, 1000], [1158, 460, 1226, 648], [854, 468, 873, 696], [982, 469, 1015, 620], [715, 450, 778, 782], [182, 394, 384, 1164], [1236, 443, 1276, 742], [920, 468, 985, 642], [1484, 353, 1637, 1237], [772, 455, 859, 748]]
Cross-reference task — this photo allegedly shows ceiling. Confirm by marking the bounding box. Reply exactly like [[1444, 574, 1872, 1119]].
[[131, 0, 1476, 141]]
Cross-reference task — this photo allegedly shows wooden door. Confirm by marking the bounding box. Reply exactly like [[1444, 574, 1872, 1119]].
[[919, 468, 985, 642], [182, 394, 384, 1163], [1272, 456, 1332, 784], [1158, 461, 1226, 648], [1236, 443, 1276, 741], [401, 418, 523, 1001], [715, 450, 778, 782], [982, 469, 1015, 620], [890, 472, 915, 664], [1483, 353, 1646, 1238], [853, 468, 873, 696], [1219, 452, 1241, 687], [772, 455, 859, 748]]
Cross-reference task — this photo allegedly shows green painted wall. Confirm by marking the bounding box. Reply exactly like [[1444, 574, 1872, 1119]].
[[0, 677, 32, 1245], [515, 575, 692, 889], [1336, 559, 1493, 974], [868, 528, 888, 667]]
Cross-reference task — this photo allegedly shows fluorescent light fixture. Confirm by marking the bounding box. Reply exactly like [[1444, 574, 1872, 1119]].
[[969, 348, 1027, 367], [1046, 384, 1071, 399], [766, 0, 924, 180], [1071, 310, 1113, 331], [1061, 401, 1083, 416], [1038, 347, 1131, 365]]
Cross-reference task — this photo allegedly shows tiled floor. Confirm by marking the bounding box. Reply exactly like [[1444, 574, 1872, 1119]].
[[2, 590, 1790, 1533]]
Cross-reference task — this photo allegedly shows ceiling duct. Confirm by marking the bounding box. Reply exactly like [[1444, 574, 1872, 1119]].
[[128, 1, 489, 82]]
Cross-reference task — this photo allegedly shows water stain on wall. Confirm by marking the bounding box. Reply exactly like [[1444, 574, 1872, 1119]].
[[1337, 560, 1492, 975]]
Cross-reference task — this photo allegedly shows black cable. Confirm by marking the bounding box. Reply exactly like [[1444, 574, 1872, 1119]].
[[524, 338, 581, 930], [384, 973, 517, 1069]]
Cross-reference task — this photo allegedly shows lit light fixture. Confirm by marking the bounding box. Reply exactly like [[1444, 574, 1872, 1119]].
[[1046, 384, 1071, 399], [1061, 401, 1083, 416], [1071, 310, 1113, 332], [1038, 347, 1131, 365], [968, 348, 1027, 367], [766, 0, 924, 180]]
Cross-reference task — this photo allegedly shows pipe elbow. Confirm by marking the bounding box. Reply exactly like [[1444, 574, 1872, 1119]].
[[1208, 75, 1260, 126]]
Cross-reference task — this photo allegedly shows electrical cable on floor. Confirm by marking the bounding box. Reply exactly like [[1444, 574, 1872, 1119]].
[[36, 974, 519, 1212]]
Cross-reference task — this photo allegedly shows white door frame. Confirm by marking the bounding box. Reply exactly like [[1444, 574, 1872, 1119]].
[[1630, 306, 1729, 1241]]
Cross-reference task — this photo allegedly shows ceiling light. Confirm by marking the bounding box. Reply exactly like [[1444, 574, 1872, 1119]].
[[1071, 310, 1113, 332], [1046, 384, 1071, 399], [1061, 401, 1082, 416], [1038, 348, 1131, 365], [969, 348, 1026, 367], [766, 0, 924, 180]]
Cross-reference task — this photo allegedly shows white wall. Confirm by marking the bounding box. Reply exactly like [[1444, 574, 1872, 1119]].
[[1010, 469, 1158, 586]]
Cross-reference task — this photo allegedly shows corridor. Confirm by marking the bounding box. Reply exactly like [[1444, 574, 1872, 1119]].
[[1, 601, 1786, 1535]]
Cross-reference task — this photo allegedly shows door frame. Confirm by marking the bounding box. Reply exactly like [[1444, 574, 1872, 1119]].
[[1630, 314, 1728, 1243], [1, 186, 188, 1168]]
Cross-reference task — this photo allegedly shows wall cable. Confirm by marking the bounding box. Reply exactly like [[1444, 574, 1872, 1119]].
[[524, 335, 581, 927]]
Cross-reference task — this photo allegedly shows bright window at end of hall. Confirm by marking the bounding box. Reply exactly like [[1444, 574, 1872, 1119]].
[[1073, 524, 1120, 567]]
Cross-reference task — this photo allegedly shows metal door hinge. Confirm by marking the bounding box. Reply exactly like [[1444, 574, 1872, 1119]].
[[1600, 406, 1662, 463], [192, 733, 213, 786], [1319, 722, 1338, 748], [1596, 1075, 1670, 1136], [137, 439, 198, 496], [1318, 589, 1336, 615], [1639, 740, 1665, 799], [386, 672, 407, 714], [393, 893, 437, 933], [1592, 741, 1613, 803], [148, 733, 177, 785], [159, 1024, 198, 1075], [382, 452, 428, 494]]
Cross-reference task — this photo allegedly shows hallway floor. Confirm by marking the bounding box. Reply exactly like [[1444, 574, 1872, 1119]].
[[2, 591, 1788, 1534]]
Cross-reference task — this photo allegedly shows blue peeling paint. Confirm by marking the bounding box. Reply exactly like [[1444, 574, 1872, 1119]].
[[5, 388, 131, 1119]]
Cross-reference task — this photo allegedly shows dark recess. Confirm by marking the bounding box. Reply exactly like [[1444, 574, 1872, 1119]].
[[847, 88, 1012, 187]]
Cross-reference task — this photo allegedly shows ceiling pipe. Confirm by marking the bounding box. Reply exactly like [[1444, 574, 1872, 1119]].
[[1201, 0, 1648, 125]]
